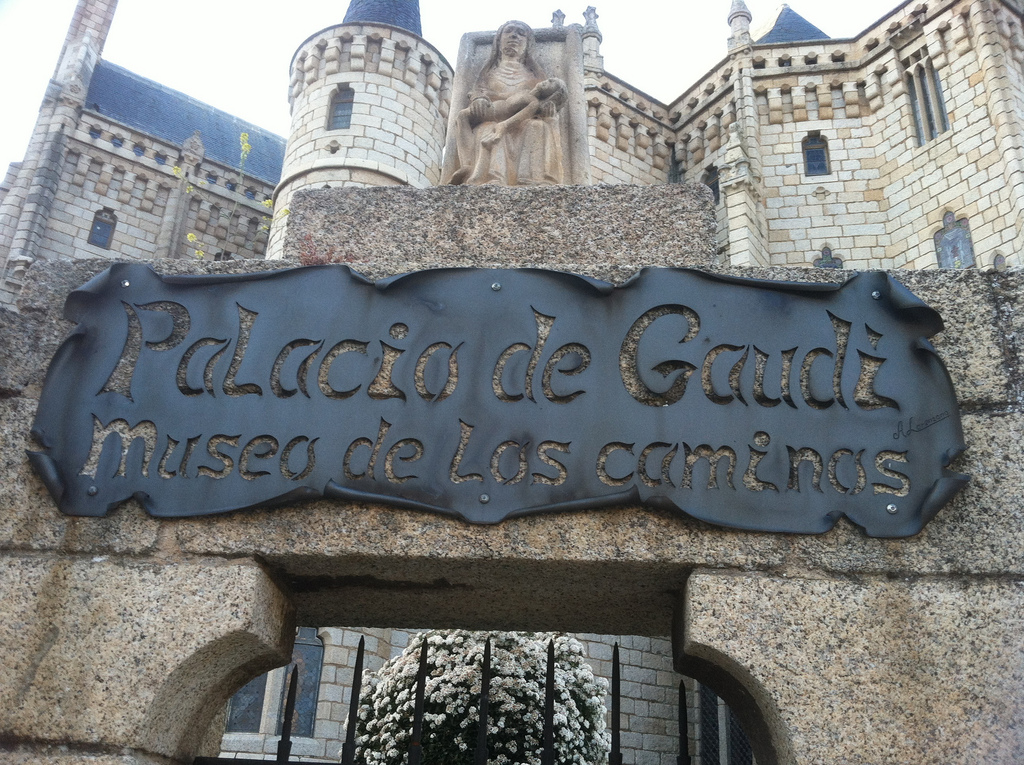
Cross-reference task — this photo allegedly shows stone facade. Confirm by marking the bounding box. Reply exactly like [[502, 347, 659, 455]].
[[5, 0, 1024, 291], [1, 0, 1023, 763], [0, 0, 279, 306]]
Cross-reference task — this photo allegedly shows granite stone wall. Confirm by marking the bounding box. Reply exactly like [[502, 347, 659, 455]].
[[1, 185, 1022, 765]]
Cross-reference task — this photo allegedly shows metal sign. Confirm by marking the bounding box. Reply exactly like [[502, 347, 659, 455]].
[[29, 263, 968, 537]]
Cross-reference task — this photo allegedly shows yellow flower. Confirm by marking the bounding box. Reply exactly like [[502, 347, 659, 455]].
[[186, 232, 198, 243], [261, 198, 274, 208]]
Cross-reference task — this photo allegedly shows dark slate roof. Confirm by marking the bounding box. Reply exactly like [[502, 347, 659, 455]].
[[755, 5, 830, 44], [85, 60, 286, 185], [343, 0, 421, 35]]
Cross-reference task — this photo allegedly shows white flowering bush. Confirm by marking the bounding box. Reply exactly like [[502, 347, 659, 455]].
[[354, 631, 609, 765]]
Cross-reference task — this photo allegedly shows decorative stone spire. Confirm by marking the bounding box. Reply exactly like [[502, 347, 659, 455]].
[[552, 9, 566, 28], [582, 6, 603, 69], [728, 0, 752, 49], [343, 0, 422, 36]]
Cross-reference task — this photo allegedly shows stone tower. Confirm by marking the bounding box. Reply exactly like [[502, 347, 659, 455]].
[[267, 0, 453, 259], [0, 0, 118, 301]]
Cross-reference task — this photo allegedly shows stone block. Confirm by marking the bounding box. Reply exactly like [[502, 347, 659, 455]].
[[280, 185, 717, 272], [682, 571, 1024, 764], [0, 556, 293, 760]]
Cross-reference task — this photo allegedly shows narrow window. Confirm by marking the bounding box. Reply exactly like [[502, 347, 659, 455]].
[[917, 67, 938, 139], [699, 683, 721, 763], [668, 149, 684, 184], [111, 136, 124, 148], [906, 73, 925, 146], [275, 627, 324, 738], [702, 166, 720, 205], [328, 86, 355, 130], [803, 133, 830, 176], [226, 674, 268, 733], [905, 56, 949, 145], [245, 188, 256, 200], [206, 173, 217, 185], [87, 209, 116, 249], [155, 154, 167, 166], [133, 144, 145, 157], [727, 707, 754, 765], [931, 66, 950, 132]]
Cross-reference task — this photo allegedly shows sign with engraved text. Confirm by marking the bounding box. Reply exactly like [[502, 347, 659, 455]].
[[30, 264, 968, 537]]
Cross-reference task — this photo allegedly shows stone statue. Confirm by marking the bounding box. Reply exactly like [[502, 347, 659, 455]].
[[445, 20, 567, 186]]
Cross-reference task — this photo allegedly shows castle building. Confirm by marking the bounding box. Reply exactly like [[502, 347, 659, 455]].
[[0, 1, 1019, 764], [3, 0, 1020, 303]]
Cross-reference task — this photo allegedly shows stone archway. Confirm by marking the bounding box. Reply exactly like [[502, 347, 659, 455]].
[[3, 186, 1024, 765]]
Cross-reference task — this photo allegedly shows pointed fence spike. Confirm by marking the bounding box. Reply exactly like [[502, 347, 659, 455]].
[[474, 637, 491, 765], [678, 679, 692, 765], [541, 639, 555, 765], [340, 636, 365, 765], [407, 636, 429, 765], [610, 643, 622, 765], [276, 664, 299, 763]]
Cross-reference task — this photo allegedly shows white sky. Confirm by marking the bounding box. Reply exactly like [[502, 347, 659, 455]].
[[0, 0, 902, 174]]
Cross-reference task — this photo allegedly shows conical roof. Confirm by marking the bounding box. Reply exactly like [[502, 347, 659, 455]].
[[754, 5, 829, 44], [343, 0, 421, 36]]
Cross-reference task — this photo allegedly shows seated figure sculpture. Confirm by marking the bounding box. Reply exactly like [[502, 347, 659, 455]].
[[446, 20, 568, 186]]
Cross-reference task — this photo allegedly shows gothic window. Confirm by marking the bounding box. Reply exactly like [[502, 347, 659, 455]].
[[225, 627, 324, 738], [934, 210, 975, 268], [905, 53, 949, 146], [226, 674, 268, 733], [702, 166, 720, 205], [813, 246, 843, 269], [87, 208, 116, 249], [803, 133, 830, 176], [328, 86, 355, 130]]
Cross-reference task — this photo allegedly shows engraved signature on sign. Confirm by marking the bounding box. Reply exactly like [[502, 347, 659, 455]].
[[893, 411, 950, 440]]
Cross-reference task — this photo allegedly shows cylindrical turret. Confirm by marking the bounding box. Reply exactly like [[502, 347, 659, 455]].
[[268, 4, 453, 259]]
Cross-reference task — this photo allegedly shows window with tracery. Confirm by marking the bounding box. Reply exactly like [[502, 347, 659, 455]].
[[904, 51, 949, 145]]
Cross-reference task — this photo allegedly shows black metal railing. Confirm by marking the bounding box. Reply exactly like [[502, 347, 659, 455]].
[[197, 636, 698, 765]]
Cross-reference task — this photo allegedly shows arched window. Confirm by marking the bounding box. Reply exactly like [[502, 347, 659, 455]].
[[328, 86, 355, 130], [702, 166, 720, 205], [87, 208, 116, 249], [904, 52, 949, 146], [803, 133, 830, 176]]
